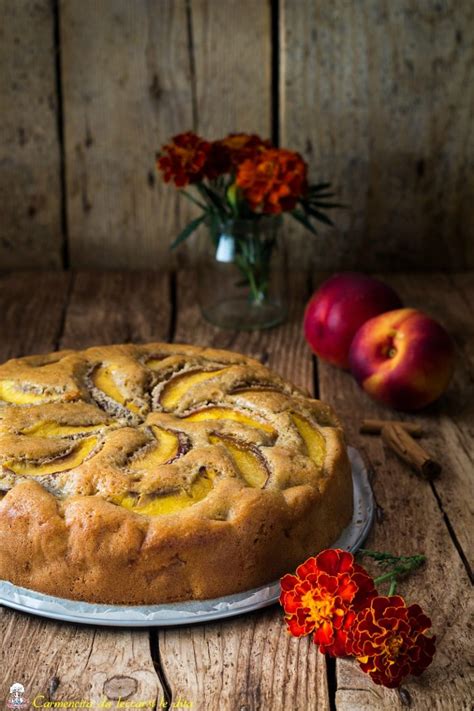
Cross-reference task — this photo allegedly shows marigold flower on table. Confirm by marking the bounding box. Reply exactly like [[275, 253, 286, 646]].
[[347, 595, 436, 688], [236, 148, 308, 213], [280, 549, 377, 656], [157, 131, 211, 187]]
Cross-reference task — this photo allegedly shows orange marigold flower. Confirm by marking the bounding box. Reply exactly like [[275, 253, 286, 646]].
[[219, 133, 271, 163], [236, 148, 308, 214], [157, 132, 210, 187], [280, 549, 377, 657], [205, 133, 271, 178], [347, 595, 436, 688]]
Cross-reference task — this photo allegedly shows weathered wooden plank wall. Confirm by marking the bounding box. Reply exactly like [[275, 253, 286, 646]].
[[281, 0, 474, 270], [0, 0, 63, 268], [61, 0, 270, 269], [0, 0, 472, 270]]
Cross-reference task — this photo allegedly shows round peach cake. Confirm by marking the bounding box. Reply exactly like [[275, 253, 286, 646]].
[[0, 343, 352, 604]]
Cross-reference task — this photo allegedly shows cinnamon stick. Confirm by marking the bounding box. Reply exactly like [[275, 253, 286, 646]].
[[360, 419, 424, 437], [381, 423, 441, 480]]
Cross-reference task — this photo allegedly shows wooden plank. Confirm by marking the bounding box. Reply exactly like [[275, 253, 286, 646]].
[[0, 272, 70, 361], [280, 0, 474, 271], [1, 619, 162, 708], [0, 272, 169, 707], [157, 270, 330, 711], [61, 0, 195, 270], [61, 0, 272, 270], [60, 271, 172, 349], [0, 272, 70, 703], [451, 271, 474, 316], [190, 0, 271, 136], [159, 608, 328, 711], [311, 277, 473, 708], [0, 1, 62, 268], [383, 272, 474, 573]]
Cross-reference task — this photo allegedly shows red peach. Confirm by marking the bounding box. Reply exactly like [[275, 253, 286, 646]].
[[349, 308, 455, 411], [304, 273, 403, 369]]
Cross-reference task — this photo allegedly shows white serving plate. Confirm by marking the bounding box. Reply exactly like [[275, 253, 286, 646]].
[[0, 447, 373, 627]]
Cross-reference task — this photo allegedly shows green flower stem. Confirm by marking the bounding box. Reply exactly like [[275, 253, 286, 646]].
[[234, 254, 262, 304], [246, 264, 261, 303], [358, 549, 426, 594], [388, 579, 398, 596], [234, 233, 276, 305]]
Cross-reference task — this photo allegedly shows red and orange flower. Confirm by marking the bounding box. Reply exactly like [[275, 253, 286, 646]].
[[347, 595, 436, 688], [157, 132, 211, 187], [280, 549, 377, 656], [236, 148, 308, 213], [280, 548, 436, 689], [204, 133, 271, 179], [219, 133, 271, 164], [156, 131, 339, 261]]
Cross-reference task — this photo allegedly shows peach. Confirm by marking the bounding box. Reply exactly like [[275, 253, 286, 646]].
[[349, 308, 455, 411], [304, 273, 402, 368]]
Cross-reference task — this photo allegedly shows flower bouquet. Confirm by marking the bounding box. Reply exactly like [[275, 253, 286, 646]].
[[156, 132, 341, 330], [280, 548, 436, 690]]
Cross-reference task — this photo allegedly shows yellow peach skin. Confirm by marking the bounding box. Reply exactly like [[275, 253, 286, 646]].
[[349, 308, 454, 411]]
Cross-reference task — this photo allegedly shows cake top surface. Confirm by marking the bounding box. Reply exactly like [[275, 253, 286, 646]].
[[0, 342, 341, 525]]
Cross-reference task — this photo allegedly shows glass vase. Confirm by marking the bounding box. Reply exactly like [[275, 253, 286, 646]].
[[197, 215, 287, 330]]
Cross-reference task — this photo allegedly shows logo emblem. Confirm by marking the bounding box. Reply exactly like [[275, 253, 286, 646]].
[[6, 683, 29, 710]]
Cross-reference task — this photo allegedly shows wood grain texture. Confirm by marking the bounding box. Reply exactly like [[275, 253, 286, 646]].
[[157, 270, 330, 711], [60, 271, 172, 349], [0, 272, 70, 360], [61, 0, 195, 270], [0, 616, 162, 708], [159, 609, 329, 711], [313, 273, 474, 710], [0, 272, 167, 707], [60, 0, 271, 270], [2, 0, 473, 271], [280, 0, 474, 271], [190, 0, 271, 135], [383, 273, 474, 574], [0, 0, 62, 268]]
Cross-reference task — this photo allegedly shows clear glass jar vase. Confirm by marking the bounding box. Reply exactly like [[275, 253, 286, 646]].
[[197, 215, 287, 330]]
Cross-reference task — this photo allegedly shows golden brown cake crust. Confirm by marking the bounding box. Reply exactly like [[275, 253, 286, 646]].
[[0, 342, 352, 604]]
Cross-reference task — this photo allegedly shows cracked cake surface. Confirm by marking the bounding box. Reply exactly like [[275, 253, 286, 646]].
[[0, 342, 353, 604]]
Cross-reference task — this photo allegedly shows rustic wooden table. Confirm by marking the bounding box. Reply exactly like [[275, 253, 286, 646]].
[[0, 271, 471, 711]]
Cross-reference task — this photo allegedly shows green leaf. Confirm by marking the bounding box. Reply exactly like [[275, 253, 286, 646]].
[[170, 214, 207, 249], [305, 206, 335, 227], [308, 182, 332, 193], [307, 192, 336, 200], [197, 183, 229, 215], [207, 210, 220, 247], [309, 200, 346, 209], [290, 209, 318, 235], [180, 189, 207, 210], [226, 183, 240, 216], [212, 175, 225, 192]]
